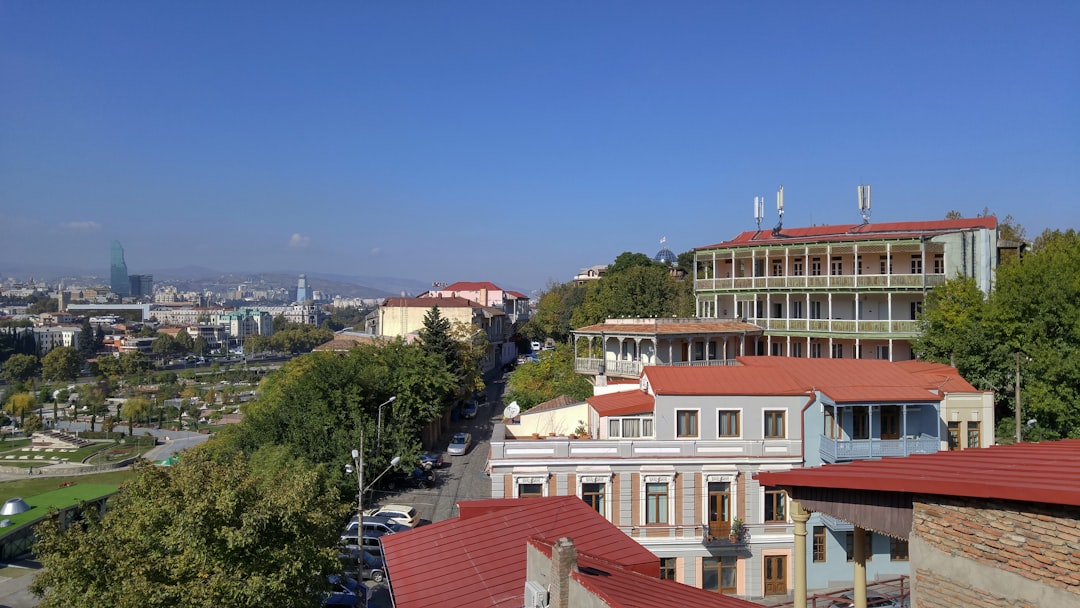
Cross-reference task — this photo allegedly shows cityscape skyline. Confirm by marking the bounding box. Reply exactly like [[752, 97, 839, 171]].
[[2, 2, 1078, 294]]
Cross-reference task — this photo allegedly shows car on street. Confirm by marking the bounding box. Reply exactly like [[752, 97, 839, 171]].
[[447, 432, 472, 456], [362, 504, 420, 528], [420, 451, 444, 470], [461, 401, 478, 419], [382, 466, 436, 490]]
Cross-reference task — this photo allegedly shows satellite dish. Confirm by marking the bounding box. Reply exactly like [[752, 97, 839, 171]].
[[503, 401, 520, 420]]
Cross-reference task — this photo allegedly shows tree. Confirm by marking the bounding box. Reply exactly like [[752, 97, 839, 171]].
[[525, 281, 587, 344], [1, 353, 39, 386], [449, 321, 488, 398], [192, 336, 209, 356], [417, 306, 462, 391], [27, 297, 58, 315], [23, 413, 43, 433], [503, 345, 593, 410], [78, 318, 96, 359], [151, 333, 177, 358], [41, 347, 82, 382], [571, 261, 676, 327], [30, 446, 346, 608], [120, 352, 151, 377], [121, 396, 152, 436], [272, 314, 289, 332], [174, 330, 194, 354], [5, 392, 35, 427]]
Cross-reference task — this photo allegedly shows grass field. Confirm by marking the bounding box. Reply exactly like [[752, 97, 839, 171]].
[[0, 470, 136, 505]]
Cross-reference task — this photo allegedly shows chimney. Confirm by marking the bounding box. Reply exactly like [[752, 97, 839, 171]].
[[549, 536, 577, 608]]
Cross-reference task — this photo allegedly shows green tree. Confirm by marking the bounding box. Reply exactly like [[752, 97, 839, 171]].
[[121, 396, 152, 436], [151, 333, 177, 358], [23, 413, 43, 433], [272, 314, 289, 332], [503, 345, 593, 410], [120, 351, 151, 377], [174, 329, 194, 354], [31, 446, 346, 608], [78, 318, 96, 359], [1, 353, 39, 386], [571, 261, 676, 327], [27, 298, 58, 315], [5, 392, 36, 427], [525, 281, 587, 344], [193, 336, 209, 356], [417, 306, 462, 392], [449, 321, 488, 398], [41, 347, 82, 382], [244, 334, 271, 354]]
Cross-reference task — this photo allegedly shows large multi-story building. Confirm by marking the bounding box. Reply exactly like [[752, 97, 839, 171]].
[[109, 240, 130, 297], [128, 274, 153, 298], [422, 281, 531, 325], [489, 357, 990, 600], [692, 217, 1000, 361], [374, 295, 508, 371]]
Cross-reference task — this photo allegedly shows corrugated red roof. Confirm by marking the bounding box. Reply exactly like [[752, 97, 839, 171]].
[[381, 496, 657, 608], [755, 439, 1080, 508], [587, 390, 655, 416], [443, 281, 503, 292], [574, 320, 762, 335], [571, 551, 765, 608], [382, 296, 483, 308], [527, 395, 581, 413], [893, 360, 980, 393], [642, 357, 950, 403], [506, 290, 528, 299], [696, 217, 997, 250]]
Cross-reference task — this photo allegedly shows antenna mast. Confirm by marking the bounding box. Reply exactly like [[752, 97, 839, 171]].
[[754, 196, 764, 230], [773, 185, 785, 236], [858, 184, 872, 223]]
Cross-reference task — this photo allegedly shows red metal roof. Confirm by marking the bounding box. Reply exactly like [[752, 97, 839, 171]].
[[755, 440, 1080, 508], [442, 281, 504, 292], [696, 217, 997, 250], [587, 390, 655, 416], [893, 359, 980, 393], [574, 320, 762, 335], [381, 496, 657, 608], [382, 296, 483, 308], [527, 394, 581, 413], [643, 357, 950, 403], [524, 539, 763, 608]]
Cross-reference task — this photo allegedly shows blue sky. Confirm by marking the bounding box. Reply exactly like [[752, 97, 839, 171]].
[[2, 1, 1077, 294]]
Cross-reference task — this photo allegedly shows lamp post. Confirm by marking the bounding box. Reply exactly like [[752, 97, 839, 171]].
[[376, 396, 396, 454], [345, 437, 400, 570]]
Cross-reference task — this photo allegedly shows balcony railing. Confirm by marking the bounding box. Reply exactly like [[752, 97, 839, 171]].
[[574, 357, 739, 377], [695, 272, 946, 292], [819, 434, 939, 463], [491, 435, 801, 461], [756, 318, 920, 336]]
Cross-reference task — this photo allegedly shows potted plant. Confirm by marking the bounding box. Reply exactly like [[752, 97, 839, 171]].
[[729, 519, 746, 542]]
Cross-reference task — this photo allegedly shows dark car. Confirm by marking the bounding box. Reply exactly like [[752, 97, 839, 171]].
[[383, 467, 436, 490], [420, 452, 444, 470], [461, 401, 478, 419]]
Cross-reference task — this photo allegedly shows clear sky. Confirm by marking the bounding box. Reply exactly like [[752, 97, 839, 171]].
[[2, 1, 1077, 294]]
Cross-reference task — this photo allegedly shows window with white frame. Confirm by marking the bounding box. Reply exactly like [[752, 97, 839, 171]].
[[642, 474, 674, 524], [793, 258, 804, 276], [607, 417, 654, 438], [764, 410, 786, 438], [513, 474, 548, 498], [933, 253, 944, 274], [765, 488, 787, 522], [911, 254, 923, 274], [676, 410, 699, 438], [717, 410, 740, 437], [578, 474, 610, 518]]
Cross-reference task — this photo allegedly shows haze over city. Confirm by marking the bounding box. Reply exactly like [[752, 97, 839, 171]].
[[2, 2, 1077, 293]]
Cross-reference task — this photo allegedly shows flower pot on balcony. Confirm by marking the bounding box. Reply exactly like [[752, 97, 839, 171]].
[[530, 433, 540, 440]]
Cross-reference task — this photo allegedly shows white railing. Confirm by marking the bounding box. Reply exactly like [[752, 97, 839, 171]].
[[695, 273, 946, 292]]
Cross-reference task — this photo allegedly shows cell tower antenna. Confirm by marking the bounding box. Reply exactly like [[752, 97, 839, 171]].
[[772, 184, 785, 236], [858, 184, 872, 223], [754, 196, 764, 230]]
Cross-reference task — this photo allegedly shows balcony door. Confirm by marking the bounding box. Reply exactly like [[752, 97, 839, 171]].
[[880, 406, 900, 439], [708, 482, 731, 539]]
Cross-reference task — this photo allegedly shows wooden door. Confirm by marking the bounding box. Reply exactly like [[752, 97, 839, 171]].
[[880, 406, 900, 439], [763, 555, 787, 596], [707, 482, 731, 539]]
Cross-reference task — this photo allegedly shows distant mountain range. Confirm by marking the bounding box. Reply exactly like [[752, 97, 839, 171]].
[[0, 263, 432, 300]]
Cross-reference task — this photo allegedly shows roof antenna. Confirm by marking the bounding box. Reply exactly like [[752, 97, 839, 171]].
[[858, 183, 872, 224], [772, 185, 785, 236], [754, 196, 764, 231]]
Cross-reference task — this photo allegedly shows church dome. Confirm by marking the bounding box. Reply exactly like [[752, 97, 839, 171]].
[[654, 247, 677, 265]]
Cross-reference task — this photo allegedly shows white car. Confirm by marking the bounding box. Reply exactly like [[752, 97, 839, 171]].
[[362, 504, 420, 528], [447, 432, 472, 456]]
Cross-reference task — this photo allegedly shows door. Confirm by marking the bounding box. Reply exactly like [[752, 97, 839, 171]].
[[707, 482, 731, 539], [764, 555, 787, 596], [880, 407, 900, 440]]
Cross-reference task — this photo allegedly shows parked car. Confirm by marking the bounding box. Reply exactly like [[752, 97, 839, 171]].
[[447, 432, 472, 456], [363, 504, 420, 528], [342, 515, 410, 538], [383, 466, 436, 490], [420, 451, 444, 470], [338, 546, 386, 583], [461, 401, 478, 419], [321, 574, 368, 607]]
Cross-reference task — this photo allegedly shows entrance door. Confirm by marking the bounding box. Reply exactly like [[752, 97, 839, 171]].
[[763, 555, 787, 596], [880, 407, 900, 440], [707, 482, 731, 539]]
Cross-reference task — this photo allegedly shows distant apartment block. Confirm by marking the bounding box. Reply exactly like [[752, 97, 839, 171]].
[[375, 295, 508, 370], [693, 217, 1001, 361], [128, 274, 153, 298], [422, 281, 531, 325]]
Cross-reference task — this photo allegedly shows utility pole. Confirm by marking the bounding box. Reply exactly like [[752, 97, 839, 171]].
[[1015, 351, 1022, 444]]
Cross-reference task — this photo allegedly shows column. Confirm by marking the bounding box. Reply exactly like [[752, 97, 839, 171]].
[[792, 500, 810, 607], [854, 525, 868, 608]]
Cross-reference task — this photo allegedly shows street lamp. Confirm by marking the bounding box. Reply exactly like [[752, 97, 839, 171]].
[[344, 436, 400, 569], [376, 396, 396, 454]]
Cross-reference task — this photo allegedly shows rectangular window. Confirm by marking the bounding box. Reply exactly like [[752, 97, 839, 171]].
[[810, 342, 822, 358], [646, 483, 668, 524], [772, 259, 783, 276], [831, 343, 843, 359], [791, 342, 803, 358], [622, 418, 640, 438], [911, 254, 923, 274], [660, 557, 676, 581], [792, 300, 803, 319], [754, 259, 765, 277], [676, 410, 699, 438], [880, 255, 893, 274], [890, 538, 909, 561], [718, 410, 740, 437], [793, 258, 804, 276], [824, 406, 837, 439], [811, 258, 822, 276], [810, 301, 822, 320], [582, 483, 605, 517], [876, 345, 890, 360], [519, 483, 543, 498], [609, 417, 653, 438], [771, 342, 782, 356], [701, 557, 737, 594], [765, 411, 785, 438], [911, 301, 923, 320], [830, 256, 843, 276], [934, 253, 944, 274], [813, 526, 827, 562], [967, 421, 981, 449], [853, 409, 869, 440], [948, 421, 960, 450], [855, 254, 863, 275], [765, 489, 787, 523], [846, 531, 874, 562]]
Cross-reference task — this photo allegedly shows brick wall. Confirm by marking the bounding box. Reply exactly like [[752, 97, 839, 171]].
[[912, 496, 1080, 607]]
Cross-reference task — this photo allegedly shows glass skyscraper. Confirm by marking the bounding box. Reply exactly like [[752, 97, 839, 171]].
[[110, 240, 130, 296]]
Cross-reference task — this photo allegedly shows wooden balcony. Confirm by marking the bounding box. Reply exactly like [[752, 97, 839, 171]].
[[819, 434, 939, 463], [695, 272, 946, 292]]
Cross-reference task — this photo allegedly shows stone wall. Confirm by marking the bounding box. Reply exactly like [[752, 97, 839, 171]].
[[911, 496, 1079, 607]]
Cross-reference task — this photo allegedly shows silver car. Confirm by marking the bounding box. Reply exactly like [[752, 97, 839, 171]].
[[447, 432, 472, 456]]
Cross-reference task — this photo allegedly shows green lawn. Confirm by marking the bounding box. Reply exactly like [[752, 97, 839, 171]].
[[0, 470, 135, 505], [0, 483, 121, 528]]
